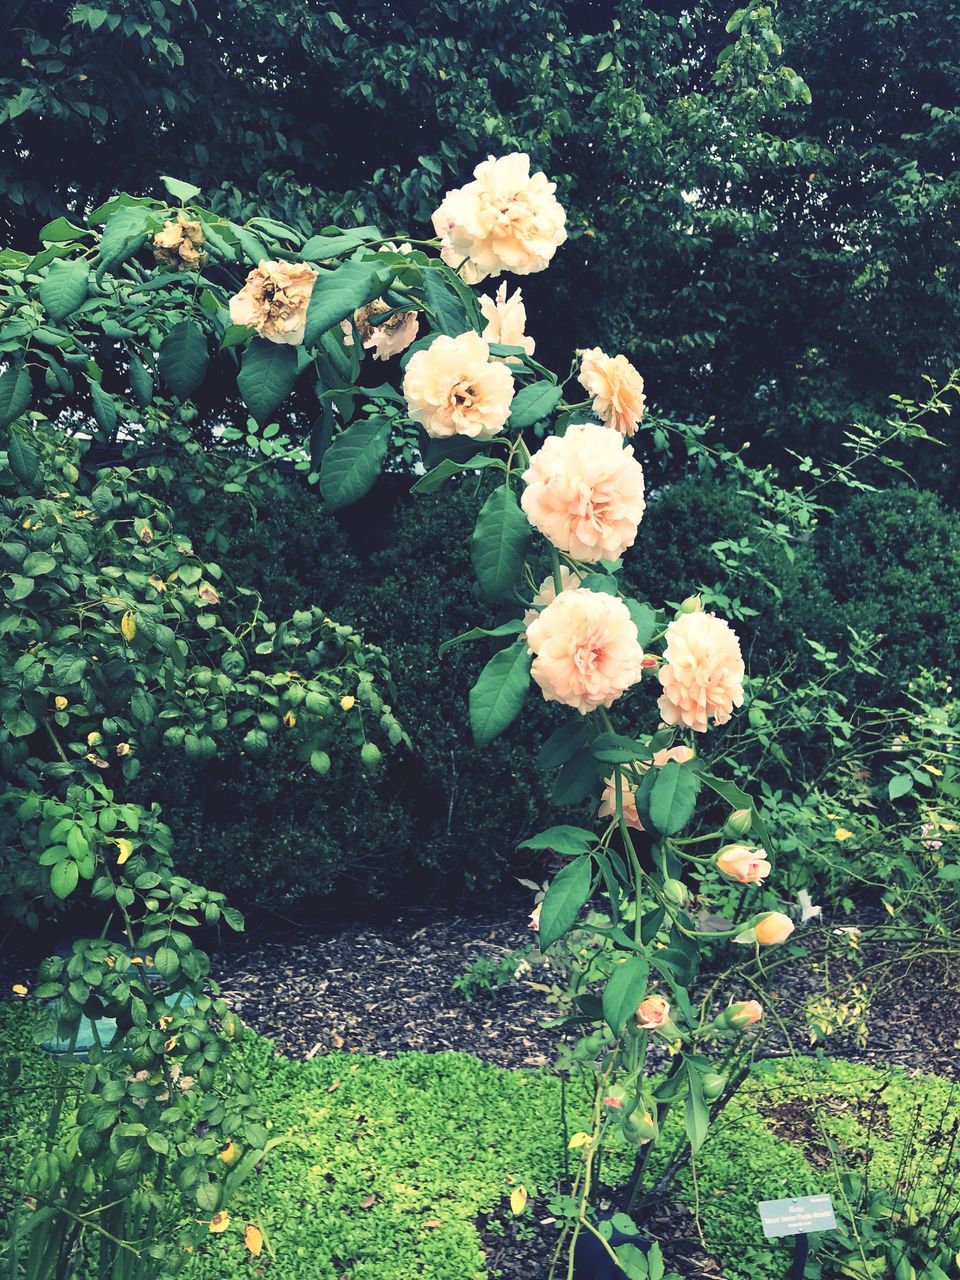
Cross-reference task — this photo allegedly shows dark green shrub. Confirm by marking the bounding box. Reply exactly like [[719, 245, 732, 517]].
[[817, 486, 960, 693]]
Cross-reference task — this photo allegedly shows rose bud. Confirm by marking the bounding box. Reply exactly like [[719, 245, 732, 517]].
[[635, 994, 670, 1030], [736, 911, 795, 947], [621, 1107, 658, 1144], [662, 877, 688, 906], [678, 594, 702, 615], [726, 1000, 763, 1028], [715, 844, 771, 885], [724, 808, 752, 838]]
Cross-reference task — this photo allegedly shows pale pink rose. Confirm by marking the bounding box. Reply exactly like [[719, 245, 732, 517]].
[[153, 213, 207, 271], [479, 283, 536, 361], [657, 612, 745, 733], [526, 589, 644, 715], [715, 844, 771, 885], [521, 423, 646, 562], [228, 259, 318, 345], [597, 746, 695, 831], [528, 902, 542, 931], [341, 298, 419, 361], [522, 566, 582, 629], [752, 912, 795, 946], [635, 994, 670, 1030], [578, 348, 646, 438], [727, 1000, 763, 1027], [432, 152, 567, 282], [402, 331, 514, 439]]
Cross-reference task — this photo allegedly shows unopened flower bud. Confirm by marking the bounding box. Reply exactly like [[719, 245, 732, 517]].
[[662, 877, 688, 906], [724, 808, 752, 838], [715, 844, 770, 885], [678, 594, 702, 615]]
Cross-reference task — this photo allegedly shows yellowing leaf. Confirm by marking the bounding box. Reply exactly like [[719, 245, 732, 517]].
[[568, 1132, 592, 1150], [243, 1223, 263, 1256], [120, 610, 137, 642], [883, 900, 895, 916], [115, 838, 134, 866], [11, 983, 28, 996], [209, 1211, 229, 1234], [510, 1186, 528, 1215], [54, 696, 68, 710], [923, 763, 943, 776], [219, 1141, 238, 1164], [340, 695, 356, 711], [834, 828, 854, 841], [283, 710, 297, 728]]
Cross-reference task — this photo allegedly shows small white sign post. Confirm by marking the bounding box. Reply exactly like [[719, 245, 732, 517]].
[[758, 1194, 837, 1278]]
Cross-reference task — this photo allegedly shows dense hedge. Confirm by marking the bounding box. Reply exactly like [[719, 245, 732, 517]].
[[140, 463, 960, 909]]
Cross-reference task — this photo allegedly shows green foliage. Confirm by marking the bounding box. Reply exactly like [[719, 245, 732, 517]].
[[0, 1002, 566, 1280]]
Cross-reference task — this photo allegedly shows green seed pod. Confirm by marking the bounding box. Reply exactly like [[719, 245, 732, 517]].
[[724, 808, 753, 837]]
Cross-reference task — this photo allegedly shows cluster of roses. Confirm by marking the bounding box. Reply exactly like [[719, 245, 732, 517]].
[[154, 152, 793, 967]]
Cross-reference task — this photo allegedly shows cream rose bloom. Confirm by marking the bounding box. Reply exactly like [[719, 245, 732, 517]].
[[715, 844, 771, 885], [635, 994, 670, 1030], [522, 566, 581, 629], [432, 152, 567, 282], [341, 298, 419, 361], [526, 588, 644, 715], [479, 283, 535, 360], [521, 423, 646, 562], [657, 611, 745, 733], [578, 347, 646, 438], [153, 214, 207, 272], [402, 331, 514, 438], [229, 260, 318, 345], [598, 745, 696, 830]]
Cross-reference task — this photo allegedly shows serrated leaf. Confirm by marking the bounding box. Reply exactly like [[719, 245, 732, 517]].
[[158, 321, 208, 400], [471, 486, 531, 603], [303, 260, 393, 345], [424, 267, 467, 336], [7, 433, 40, 485], [648, 760, 700, 835], [590, 732, 651, 764], [507, 380, 563, 430], [89, 379, 118, 433], [684, 1063, 709, 1152], [0, 365, 32, 428], [38, 258, 89, 322], [320, 417, 390, 509], [537, 720, 589, 770], [129, 356, 153, 407], [301, 226, 380, 261], [468, 642, 531, 747], [97, 205, 149, 276], [50, 859, 79, 899], [438, 619, 524, 656], [153, 945, 180, 982], [518, 826, 597, 855], [538, 856, 592, 948], [237, 339, 298, 425], [888, 772, 914, 801], [411, 454, 501, 496], [602, 955, 649, 1034]]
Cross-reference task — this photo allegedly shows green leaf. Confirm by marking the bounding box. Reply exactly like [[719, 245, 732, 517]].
[[5, 576, 35, 601], [97, 205, 149, 277], [38, 217, 89, 244], [411, 455, 502, 495], [507, 380, 563, 430], [624, 599, 659, 648], [320, 418, 390, 509], [684, 1063, 709, 1152], [89, 380, 118, 433], [602, 955, 649, 1034], [538, 720, 589, 770], [596, 51, 614, 72], [468, 642, 531, 747], [470, 486, 531, 603], [648, 760, 700, 835], [888, 772, 914, 801], [590, 733, 651, 764], [0, 365, 32, 428], [160, 175, 201, 203], [303, 260, 393, 345], [38, 258, 89, 322], [301, 226, 380, 261], [128, 356, 153, 407], [538, 856, 592, 948], [237, 339, 298, 425], [518, 826, 597, 856], [158, 321, 209, 400], [50, 860, 79, 900], [153, 946, 180, 982], [3, 707, 37, 737], [424, 267, 467, 336], [695, 768, 771, 853], [438, 619, 524, 656], [23, 551, 55, 575], [613, 1244, 650, 1280], [7, 433, 40, 486]]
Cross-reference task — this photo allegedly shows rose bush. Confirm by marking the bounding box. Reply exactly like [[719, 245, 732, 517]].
[[0, 156, 804, 1278]]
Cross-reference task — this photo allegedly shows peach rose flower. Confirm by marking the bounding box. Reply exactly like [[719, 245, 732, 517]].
[[727, 1000, 763, 1027], [597, 745, 695, 830], [578, 348, 646, 438], [521, 423, 646, 562], [635, 994, 670, 1030], [432, 152, 567, 282], [736, 912, 795, 947], [715, 844, 771, 885], [479, 283, 536, 360], [153, 213, 207, 271], [229, 259, 318, 345], [526, 588, 644, 714], [522, 566, 581, 629], [657, 611, 745, 733], [341, 298, 419, 361], [402, 331, 515, 439]]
